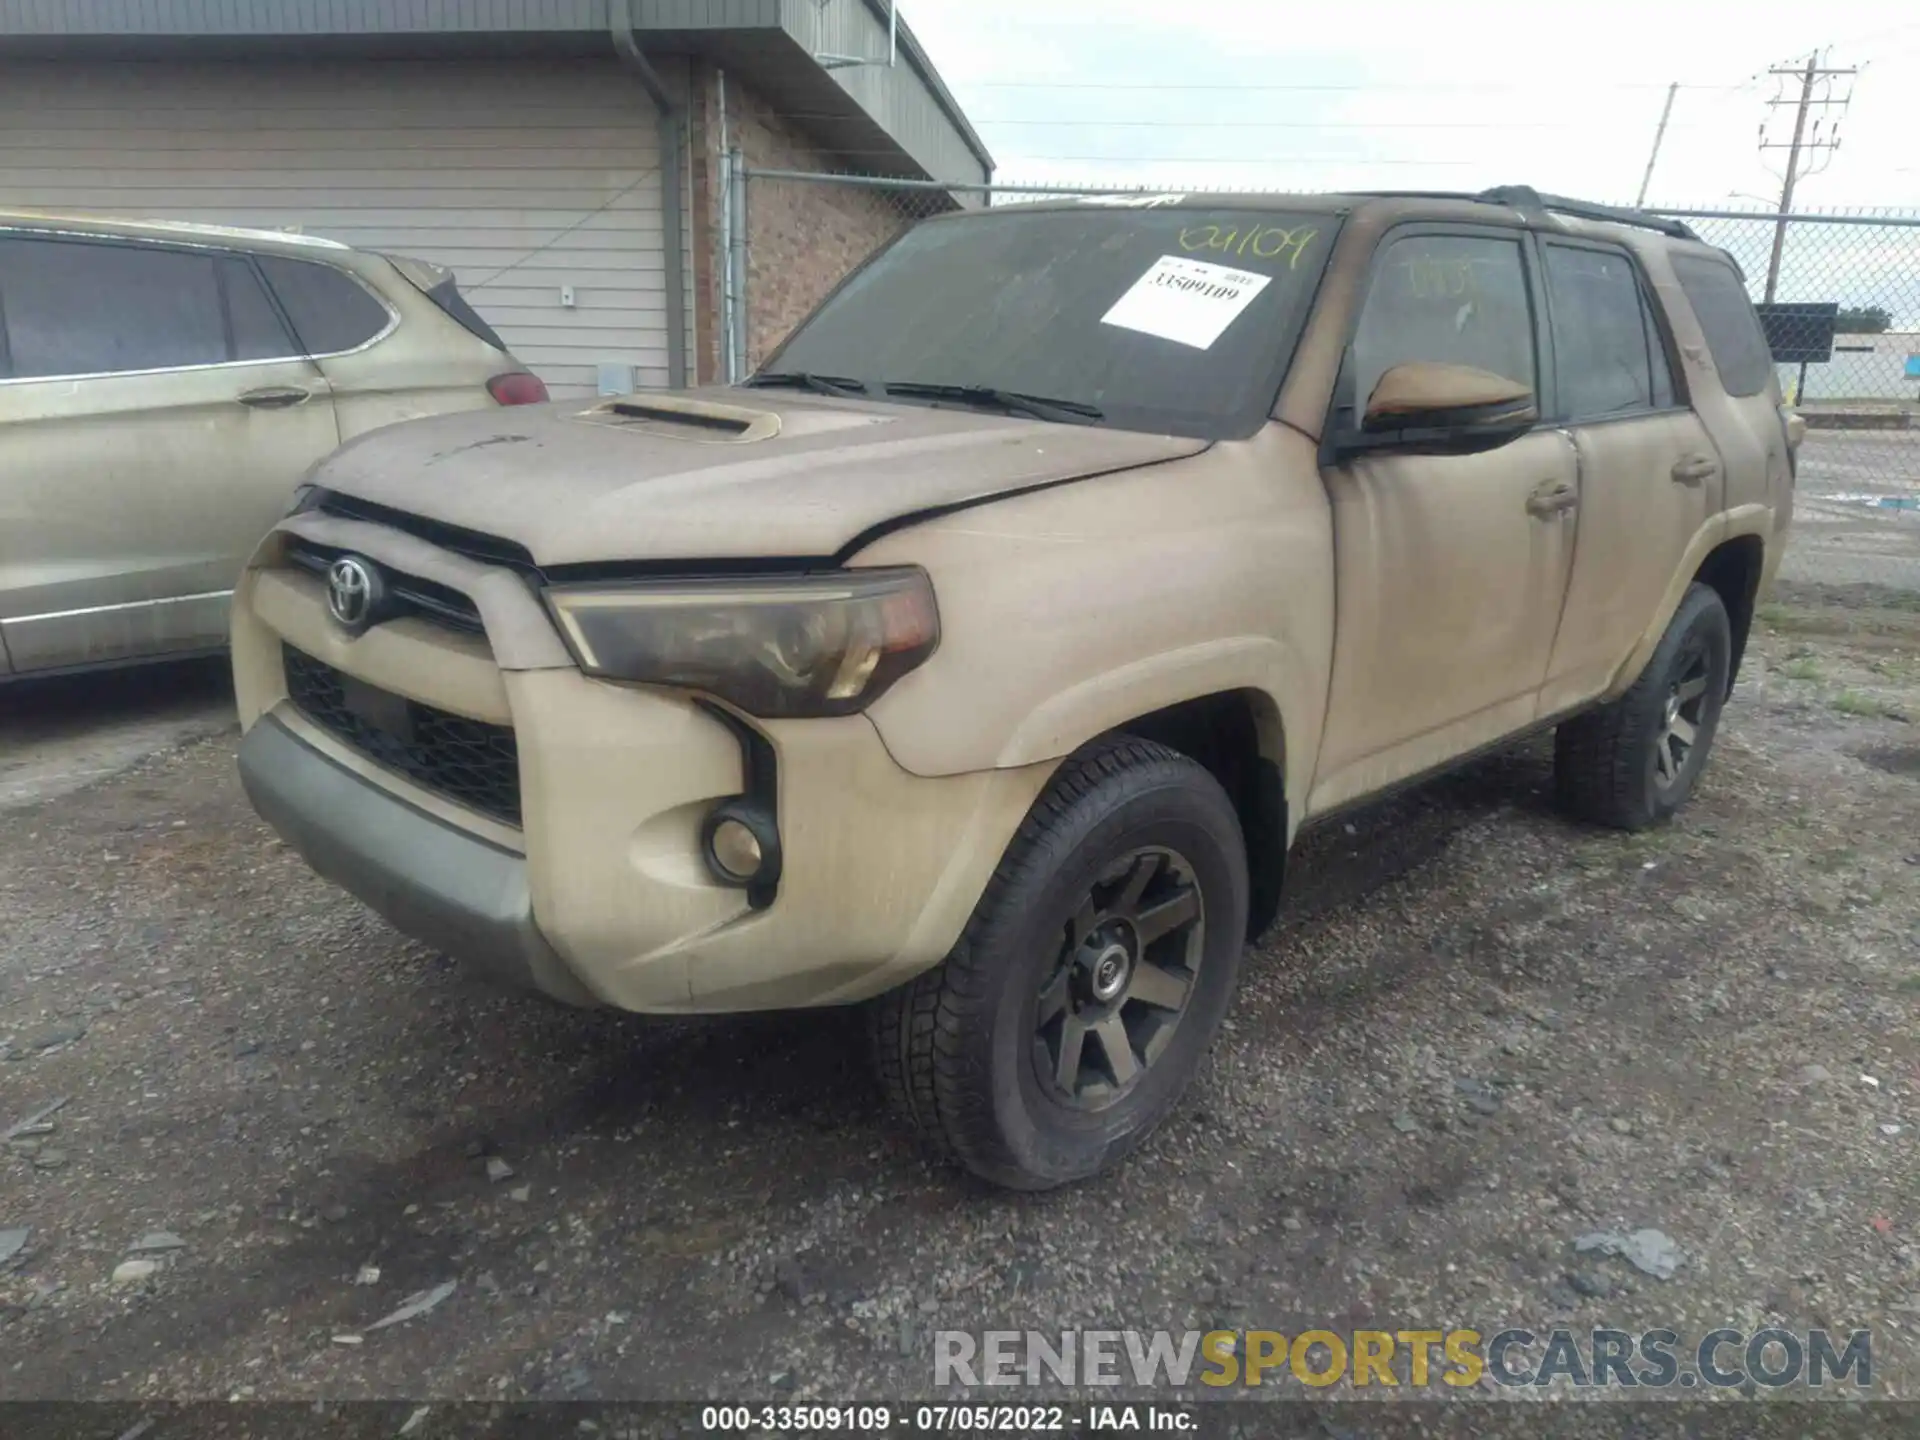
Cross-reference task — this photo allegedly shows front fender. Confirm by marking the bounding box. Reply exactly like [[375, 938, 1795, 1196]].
[[849, 427, 1336, 841], [990, 635, 1315, 830]]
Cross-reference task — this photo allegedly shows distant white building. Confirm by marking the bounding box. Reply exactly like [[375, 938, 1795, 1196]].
[[1784, 330, 1920, 405]]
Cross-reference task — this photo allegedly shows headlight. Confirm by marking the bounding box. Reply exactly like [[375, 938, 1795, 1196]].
[[544, 568, 939, 718]]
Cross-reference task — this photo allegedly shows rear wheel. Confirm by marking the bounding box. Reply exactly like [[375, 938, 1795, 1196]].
[[1554, 582, 1732, 830], [869, 737, 1248, 1189]]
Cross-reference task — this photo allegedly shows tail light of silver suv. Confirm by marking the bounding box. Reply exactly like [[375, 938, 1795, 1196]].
[[487, 372, 550, 406]]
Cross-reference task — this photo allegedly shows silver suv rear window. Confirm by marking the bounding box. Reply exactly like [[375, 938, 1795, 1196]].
[[256, 255, 391, 357]]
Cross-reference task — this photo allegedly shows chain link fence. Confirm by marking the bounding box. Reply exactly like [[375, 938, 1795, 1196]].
[[1660, 207, 1920, 591], [726, 167, 1920, 591]]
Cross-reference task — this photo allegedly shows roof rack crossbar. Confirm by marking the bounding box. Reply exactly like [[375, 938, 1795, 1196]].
[[1472, 185, 1699, 240]]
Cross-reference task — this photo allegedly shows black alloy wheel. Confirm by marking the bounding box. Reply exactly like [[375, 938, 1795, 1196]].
[[869, 737, 1250, 1189], [1033, 847, 1206, 1109]]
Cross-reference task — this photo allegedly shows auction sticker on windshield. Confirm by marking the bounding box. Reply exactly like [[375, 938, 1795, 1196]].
[[1101, 254, 1274, 350]]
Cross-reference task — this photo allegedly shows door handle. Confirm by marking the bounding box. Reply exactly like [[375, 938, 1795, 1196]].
[[237, 386, 311, 410], [1526, 479, 1579, 519], [1671, 454, 1719, 486]]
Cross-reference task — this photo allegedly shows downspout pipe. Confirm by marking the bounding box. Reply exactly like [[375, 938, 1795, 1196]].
[[611, 0, 689, 390]]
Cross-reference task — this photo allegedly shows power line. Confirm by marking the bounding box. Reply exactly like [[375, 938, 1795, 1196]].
[[970, 117, 1721, 130], [990, 156, 1483, 167], [961, 79, 1750, 92], [463, 164, 661, 291], [1819, 17, 1920, 50], [1758, 50, 1857, 300]]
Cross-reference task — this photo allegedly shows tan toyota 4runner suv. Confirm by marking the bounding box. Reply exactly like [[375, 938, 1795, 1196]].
[[232, 185, 1799, 1190]]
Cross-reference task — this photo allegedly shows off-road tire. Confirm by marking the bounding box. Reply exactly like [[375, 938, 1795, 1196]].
[[1554, 582, 1733, 831], [868, 737, 1249, 1190]]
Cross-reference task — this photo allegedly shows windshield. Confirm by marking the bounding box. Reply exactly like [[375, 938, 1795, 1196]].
[[760, 205, 1340, 440]]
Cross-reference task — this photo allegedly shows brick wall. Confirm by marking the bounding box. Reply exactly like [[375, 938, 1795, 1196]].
[[686, 60, 723, 386], [688, 70, 926, 379]]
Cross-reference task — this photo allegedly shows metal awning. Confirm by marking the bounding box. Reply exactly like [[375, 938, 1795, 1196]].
[[0, 0, 992, 185]]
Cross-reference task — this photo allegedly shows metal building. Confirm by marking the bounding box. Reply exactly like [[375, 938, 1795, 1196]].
[[0, 0, 991, 395]]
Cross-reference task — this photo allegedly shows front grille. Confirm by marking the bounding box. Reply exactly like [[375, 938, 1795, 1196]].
[[282, 645, 521, 827], [317, 492, 540, 578], [283, 536, 484, 635]]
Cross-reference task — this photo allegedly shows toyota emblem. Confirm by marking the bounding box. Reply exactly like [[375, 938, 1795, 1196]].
[[326, 555, 384, 634]]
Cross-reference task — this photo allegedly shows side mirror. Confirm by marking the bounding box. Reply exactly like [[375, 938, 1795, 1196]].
[[1343, 362, 1538, 458]]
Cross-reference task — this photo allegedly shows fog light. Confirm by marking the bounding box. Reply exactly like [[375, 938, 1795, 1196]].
[[700, 800, 781, 891], [709, 817, 762, 881]]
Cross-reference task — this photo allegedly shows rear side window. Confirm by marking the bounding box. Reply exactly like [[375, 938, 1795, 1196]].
[[0, 235, 227, 378], [256, 256, 392, 355], [1670, 254, 1773, 398], [1543, 243, 1664, 418], [220, 258, 302, 362]]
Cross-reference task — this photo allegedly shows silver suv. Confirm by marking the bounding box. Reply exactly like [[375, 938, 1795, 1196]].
[[0, 212, 545, 680]]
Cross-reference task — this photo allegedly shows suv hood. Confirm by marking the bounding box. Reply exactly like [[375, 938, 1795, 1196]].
[[311, 388, 1209, 566]]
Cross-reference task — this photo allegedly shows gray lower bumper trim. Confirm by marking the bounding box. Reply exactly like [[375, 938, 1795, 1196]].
[[238, 714, 599, 1008]]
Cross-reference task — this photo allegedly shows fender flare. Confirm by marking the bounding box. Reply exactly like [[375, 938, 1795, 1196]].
[[989, 634, 1316, 842], [1607, 506, 1773, 697]]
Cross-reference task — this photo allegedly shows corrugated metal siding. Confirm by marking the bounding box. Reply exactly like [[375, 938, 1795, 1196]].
[[0, 0, 611, 35], [0, 57, 669, 397], [633, 0, 777, 27], [0, 0, 990, 192], [778, 0, 989, 184]]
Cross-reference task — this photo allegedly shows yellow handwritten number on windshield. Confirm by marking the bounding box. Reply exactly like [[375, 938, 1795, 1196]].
[[1179, 225, 1317, 269]]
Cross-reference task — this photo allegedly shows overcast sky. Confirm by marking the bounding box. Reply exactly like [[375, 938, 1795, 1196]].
[[903, 0, 1920, 211]]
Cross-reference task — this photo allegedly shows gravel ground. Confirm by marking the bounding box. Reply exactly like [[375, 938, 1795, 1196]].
[[0, 656, 232, 811], [1, 584, 1916, 1415]]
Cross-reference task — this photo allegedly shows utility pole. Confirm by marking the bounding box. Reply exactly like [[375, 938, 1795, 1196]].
[[1635, 82, 1679, 208], [1759, 51, 1855, 302]]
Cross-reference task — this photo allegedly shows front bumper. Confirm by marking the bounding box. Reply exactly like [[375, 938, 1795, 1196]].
[[239, 712, 598, 1007], [231, 513, 1052, 1014]]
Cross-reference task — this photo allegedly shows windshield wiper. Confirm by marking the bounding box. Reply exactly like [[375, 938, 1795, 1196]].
[[741, 371, 869, 398], [882, 382, 1103, 425]]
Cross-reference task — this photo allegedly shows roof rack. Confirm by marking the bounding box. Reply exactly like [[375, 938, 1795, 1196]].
[[1472, 186, 1699, 240], [1345, 189, 1483, 203], [1345, 186, 1699, 241]]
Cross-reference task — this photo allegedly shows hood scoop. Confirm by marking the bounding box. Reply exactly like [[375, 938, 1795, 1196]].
[[575, 394, 781, 444]]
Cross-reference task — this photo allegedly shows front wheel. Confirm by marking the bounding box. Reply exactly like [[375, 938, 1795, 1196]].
[[1554, 582, 1733, 830], [869, 737, 1249, 1189]]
